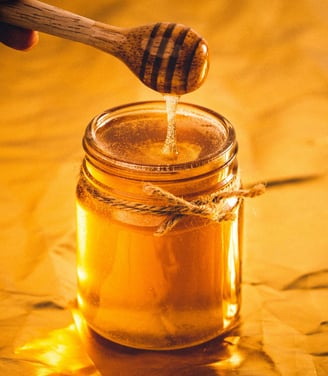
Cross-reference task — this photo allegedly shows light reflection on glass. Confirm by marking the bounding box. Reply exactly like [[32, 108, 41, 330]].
[[76, 205, 87, 259], [221, 205, 241, 328], [77, 266, 88, 284], [226, 217, 240, 320]]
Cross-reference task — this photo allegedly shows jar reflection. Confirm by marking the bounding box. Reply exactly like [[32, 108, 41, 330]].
[[73, 308, 243, 376]]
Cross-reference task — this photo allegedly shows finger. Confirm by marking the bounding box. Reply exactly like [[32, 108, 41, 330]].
[[0, 23, 39, 50]]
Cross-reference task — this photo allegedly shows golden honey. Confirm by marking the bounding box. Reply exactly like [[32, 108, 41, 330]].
[[76, 101, 242, 350]]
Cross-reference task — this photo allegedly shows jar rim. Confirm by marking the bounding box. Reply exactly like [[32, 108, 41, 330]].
[[83, 101, 237, 180]]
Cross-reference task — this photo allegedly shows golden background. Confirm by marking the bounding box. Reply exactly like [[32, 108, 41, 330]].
[[0, 0, 327, 374]]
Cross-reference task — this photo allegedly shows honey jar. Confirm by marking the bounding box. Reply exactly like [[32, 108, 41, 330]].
[[76, 101, 243, 350]]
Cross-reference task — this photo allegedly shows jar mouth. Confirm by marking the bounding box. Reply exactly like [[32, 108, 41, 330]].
[[83, 101, 237, 180]]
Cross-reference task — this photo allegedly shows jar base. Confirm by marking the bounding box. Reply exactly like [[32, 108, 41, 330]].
[[83, 308, 240, 351]]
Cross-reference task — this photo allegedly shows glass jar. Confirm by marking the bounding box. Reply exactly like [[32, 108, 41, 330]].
[[76, 101, 243, 350]]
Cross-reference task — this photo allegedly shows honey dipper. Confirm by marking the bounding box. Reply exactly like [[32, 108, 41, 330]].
[[0, 0, 209, 94]]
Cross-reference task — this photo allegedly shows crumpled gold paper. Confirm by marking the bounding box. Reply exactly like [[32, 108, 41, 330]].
[[1, 0, 327, 374]]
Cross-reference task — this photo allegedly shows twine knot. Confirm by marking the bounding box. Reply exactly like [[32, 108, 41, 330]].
[[143, 181, 265, 235]]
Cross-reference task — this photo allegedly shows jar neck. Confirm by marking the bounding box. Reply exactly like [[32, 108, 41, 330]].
[[81, 152, 238, 201], [81, 101, 239, 199]]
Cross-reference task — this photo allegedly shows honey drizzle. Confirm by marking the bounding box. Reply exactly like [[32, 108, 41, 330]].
[[162, 95, 180, 159]]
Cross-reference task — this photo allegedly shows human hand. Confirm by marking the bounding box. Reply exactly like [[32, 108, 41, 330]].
[[0, 1, 38, 50]]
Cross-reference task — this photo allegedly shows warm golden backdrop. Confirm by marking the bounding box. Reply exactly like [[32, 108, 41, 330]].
[[0, 0, 327, 374]]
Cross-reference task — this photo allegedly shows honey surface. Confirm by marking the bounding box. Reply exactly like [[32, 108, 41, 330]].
[[95, 112, 226, 165]]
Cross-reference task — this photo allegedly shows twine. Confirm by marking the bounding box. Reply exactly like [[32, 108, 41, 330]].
[[79, 171, 265, 236]]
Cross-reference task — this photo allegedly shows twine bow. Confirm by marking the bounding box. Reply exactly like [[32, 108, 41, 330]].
[[143, 181, 265, 235]]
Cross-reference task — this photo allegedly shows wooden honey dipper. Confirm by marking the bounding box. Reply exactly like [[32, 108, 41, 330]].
[[0, 0, 209, 94]]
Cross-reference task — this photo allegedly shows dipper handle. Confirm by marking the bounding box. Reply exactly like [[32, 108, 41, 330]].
[[0, 0, 209, 94]]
